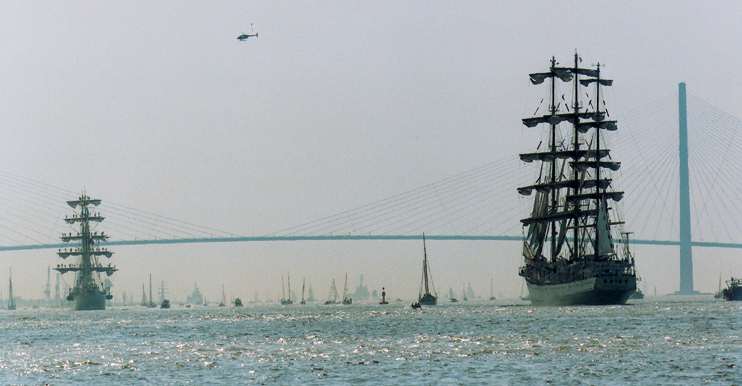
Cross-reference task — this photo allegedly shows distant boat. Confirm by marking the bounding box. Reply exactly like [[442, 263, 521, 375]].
[[160, 299, 171, 309], [281, 274, 293, 305], [186, 283, 204, 305], [307, 284, 315, 302], [7, 269, 16, 310], [418, 234, 437, 306], [489, 278, 496, 301], [219, 285, 226, 307], [325, 279, 339, 305], [631, 289, 645, 299], [461, 283, 468, 302], [349, 275, 370, 301], [714, 274, 723, 299], [234, 298, 243, 307], [140, 285, 148, 307], [722, 278, 742, 301], [448, 287, 458, 303], [141, 275, 156, 308], [300, 278, 306, 305], [342, 273, 352, 305]]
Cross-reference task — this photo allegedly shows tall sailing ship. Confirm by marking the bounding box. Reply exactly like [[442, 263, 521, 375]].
[[55, 194, 117, 310], [517, 54, 637, 306]]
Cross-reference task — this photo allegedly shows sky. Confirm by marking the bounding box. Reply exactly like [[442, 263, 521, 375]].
[[1, 1, 741, 303]]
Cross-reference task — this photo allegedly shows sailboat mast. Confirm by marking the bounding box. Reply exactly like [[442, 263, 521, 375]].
[[149, 274, 153, 305], [549, 56, 558, 263], [288, 274, 291, 301], [8, 268, 13, 307], [572, 53, 581, 263], [594, 63, 602, 258], [282, 276, 286, 300], [422, 234, 430, 294]]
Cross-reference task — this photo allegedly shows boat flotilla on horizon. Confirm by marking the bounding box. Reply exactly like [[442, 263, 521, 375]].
[[517, 54, 638, 306], [55, 193, 117, 311]]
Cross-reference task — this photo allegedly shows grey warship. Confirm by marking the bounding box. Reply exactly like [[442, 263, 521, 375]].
[[517, 54, 637, 306], [55, 194, 117, 310]]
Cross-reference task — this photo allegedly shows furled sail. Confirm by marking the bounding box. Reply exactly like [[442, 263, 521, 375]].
[[596, 197, 614, 257], [575, 120, 617, 133], [570, 161, 621, 171], [529, 68, 574, 85], [579, 78, 613, 87], [519, 149, 610, 163], [526, 191, 550, 255]]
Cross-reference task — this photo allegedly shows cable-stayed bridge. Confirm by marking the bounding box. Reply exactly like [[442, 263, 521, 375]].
[[1, 86, 741, 292]]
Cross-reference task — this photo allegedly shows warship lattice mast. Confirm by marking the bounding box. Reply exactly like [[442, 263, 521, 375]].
[[54, 193, 117, 311]]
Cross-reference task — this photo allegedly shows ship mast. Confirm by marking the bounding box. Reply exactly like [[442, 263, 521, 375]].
[[594, 63, 603, 259], [572, 53, 581, 263], [548, 57, 558, 263], [422, 234, 430, 294]]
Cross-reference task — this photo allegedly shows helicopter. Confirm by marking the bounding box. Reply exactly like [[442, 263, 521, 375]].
[[238, 23, 258, 41], [237, 32, 257, 41]]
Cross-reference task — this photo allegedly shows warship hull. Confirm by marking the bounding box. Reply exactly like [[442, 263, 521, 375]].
[[527, 276, 636, 306], [72, 291, 106, 311]]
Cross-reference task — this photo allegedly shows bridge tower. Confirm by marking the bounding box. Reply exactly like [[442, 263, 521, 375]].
[[676, 82, 698, 295]]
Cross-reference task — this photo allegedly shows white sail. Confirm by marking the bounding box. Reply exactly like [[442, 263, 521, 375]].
[[596, 197, 613, 257]]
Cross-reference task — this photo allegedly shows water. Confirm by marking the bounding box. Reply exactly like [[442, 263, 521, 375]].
[[1, 297, 740, 385]]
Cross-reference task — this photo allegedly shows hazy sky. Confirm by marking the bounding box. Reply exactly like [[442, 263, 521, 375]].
[[1, 1, 741, 302]]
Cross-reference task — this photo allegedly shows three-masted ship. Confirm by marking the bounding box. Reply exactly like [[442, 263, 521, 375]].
[[54, 194, 117, 310], [517, 54, 637, 306]]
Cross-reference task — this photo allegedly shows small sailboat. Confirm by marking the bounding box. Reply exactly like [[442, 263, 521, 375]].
[[714, 273, 723, 299], [449, 287, 458, 303], [462, 283, 468, 302], [300, 278, 306, 305], [307, 285, 315, 302], [281, 274, 293, 305], [219, 285, 226, 307], [489, 279, 496, 301], [418, 234, 437, 306], [342, 273, 352, 305], [7, 269, 16, 310], [325, 279, 339, 305], [145, 275, 156, 308]]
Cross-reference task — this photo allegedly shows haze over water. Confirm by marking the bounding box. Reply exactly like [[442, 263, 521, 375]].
[[2, 297, 739, 385]]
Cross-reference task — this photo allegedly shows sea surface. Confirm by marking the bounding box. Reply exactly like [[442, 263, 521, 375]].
[[0, 297, 740, 385]]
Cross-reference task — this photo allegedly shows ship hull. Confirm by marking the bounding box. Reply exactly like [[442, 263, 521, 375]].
[[526, 276, 636, 306], [419, 293, 437, 306], [722, 286, 742, 301], [72, 291, 106, 311]]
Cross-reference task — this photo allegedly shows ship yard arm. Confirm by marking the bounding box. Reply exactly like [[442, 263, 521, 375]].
[[58, 248, 114, 259]]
